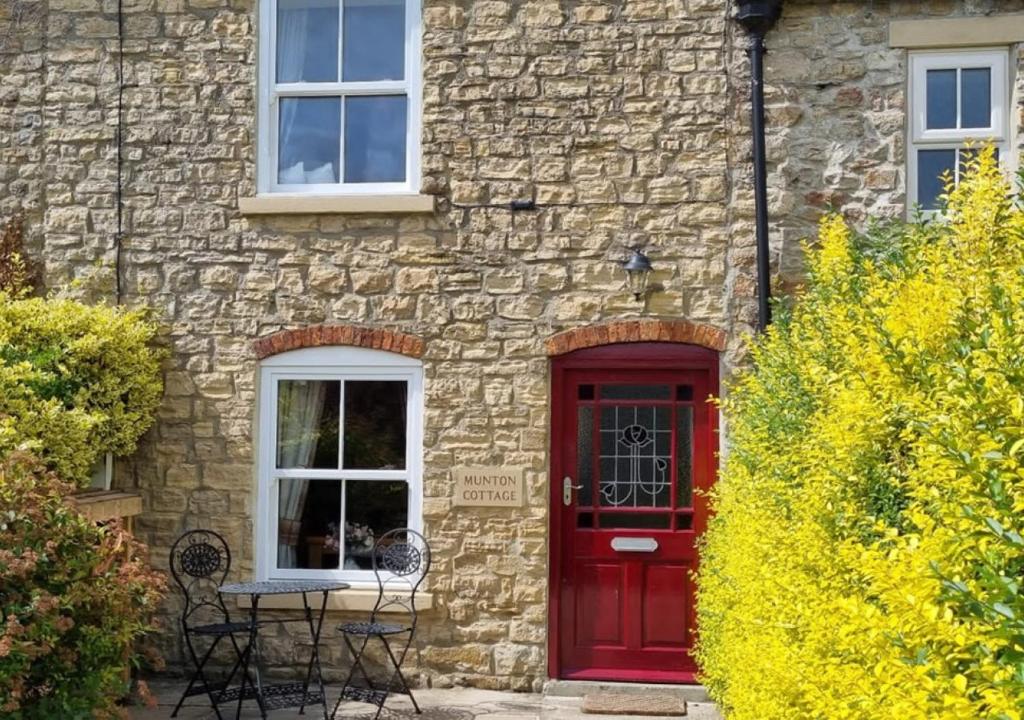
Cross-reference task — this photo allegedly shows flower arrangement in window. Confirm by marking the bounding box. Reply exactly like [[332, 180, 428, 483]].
[[345, 522, 375, 552]]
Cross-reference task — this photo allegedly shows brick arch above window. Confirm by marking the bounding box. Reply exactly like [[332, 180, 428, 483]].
[[253, 324, 426, 360], [545, 319, 727, 357]]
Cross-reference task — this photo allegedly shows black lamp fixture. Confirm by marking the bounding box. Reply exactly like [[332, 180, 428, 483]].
[[621, 247, 653, 301], [735, 0, 783, 333]]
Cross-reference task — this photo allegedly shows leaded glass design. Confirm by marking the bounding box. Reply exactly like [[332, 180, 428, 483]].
[[599, 405, 671, 508]]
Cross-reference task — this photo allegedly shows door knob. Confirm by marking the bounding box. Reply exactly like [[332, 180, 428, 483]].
[[563, 476, 583, 506]]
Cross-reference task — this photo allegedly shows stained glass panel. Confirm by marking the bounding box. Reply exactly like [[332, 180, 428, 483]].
[[598, 405, 672, 508]]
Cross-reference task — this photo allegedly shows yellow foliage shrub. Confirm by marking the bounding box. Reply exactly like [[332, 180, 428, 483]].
[[0, 295, 164, 486], [697, 149, 1024, 719]]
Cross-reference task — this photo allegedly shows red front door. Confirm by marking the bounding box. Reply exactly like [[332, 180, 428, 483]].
[[549, 343, 719, 683]]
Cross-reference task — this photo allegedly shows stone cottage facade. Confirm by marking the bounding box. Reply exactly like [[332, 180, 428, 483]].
[[3, 0, 1024, 692]]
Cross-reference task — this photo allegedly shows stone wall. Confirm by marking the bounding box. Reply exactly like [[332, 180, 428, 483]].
[[2, 0, 1023, 691]]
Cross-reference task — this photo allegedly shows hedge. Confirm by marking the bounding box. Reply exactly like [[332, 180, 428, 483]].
[[697, 149, 1024, 719]]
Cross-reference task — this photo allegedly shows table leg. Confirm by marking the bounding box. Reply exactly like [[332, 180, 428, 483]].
[[236, 594, 267, 720], [299, 590, 332, 720]]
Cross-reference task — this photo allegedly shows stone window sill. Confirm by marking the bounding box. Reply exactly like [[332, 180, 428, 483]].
[[235, 587, 434, 613], [238, 194, 435, 215]]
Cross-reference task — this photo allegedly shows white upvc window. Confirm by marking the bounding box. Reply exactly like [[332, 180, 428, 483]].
[[257, 346, 424, 583], [257, 0, 422, 195], [907, 49, 1011, 213]]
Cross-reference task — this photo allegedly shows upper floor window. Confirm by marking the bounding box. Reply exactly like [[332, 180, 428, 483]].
[[257, 347, 423, 582], [258, 0, 422, 195], [908, 49, 1010, 212]]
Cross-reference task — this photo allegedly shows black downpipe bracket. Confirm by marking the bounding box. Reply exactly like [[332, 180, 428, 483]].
[[735, 0, 782, 332]]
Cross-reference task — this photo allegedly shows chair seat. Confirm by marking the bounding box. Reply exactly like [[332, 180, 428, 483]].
[[188, 620, 252, 636], [340, 621, 410, 636]]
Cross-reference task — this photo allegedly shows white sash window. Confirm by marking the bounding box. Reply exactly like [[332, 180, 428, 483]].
[[908, 49, 1011, 213], [257, 347, 423, 582], [258, 0, 422, 195]]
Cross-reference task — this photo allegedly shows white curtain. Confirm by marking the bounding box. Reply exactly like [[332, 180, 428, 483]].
[[277, 380, 327, 568], [277, 0, 310, 180]]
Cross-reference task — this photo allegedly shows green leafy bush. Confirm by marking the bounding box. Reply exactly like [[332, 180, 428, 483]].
[[0, 294, 164, 486], [697, 151, 1024, 719], [0, 453, 166, 718]]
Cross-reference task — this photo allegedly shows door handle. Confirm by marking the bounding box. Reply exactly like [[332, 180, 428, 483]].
[[563, 476, 583, 506]]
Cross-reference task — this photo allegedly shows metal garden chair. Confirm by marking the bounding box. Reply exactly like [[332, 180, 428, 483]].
[[331, 528, 432, 720], [169, 529, 256, 720]]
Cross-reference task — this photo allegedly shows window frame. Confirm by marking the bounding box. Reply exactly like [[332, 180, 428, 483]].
[[256, 0, 423, 196], [907, 48, 1012, 213], [256, 346, 424, 585]]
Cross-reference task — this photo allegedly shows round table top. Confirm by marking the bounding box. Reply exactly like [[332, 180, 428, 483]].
[[219, 580, 350, 596]]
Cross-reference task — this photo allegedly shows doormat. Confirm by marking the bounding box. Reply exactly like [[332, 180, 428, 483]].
[[581, 692, 687, 716]]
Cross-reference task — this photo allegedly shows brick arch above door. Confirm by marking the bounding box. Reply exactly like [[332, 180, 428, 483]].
[[253, 324, 426, 360], [545, 319, 727, 357]]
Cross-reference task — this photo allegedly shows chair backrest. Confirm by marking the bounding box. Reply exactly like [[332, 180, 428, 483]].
[[169, 529, 233, 630], [369, 528, 431, 629]]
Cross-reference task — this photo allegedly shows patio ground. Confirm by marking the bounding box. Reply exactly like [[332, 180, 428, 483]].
[[134, 679, 724, 720]]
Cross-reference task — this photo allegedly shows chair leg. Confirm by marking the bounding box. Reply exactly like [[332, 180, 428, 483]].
[[331, 633, 375, 719], [177, 633, 226, 720], [380, 635, 420, 714]]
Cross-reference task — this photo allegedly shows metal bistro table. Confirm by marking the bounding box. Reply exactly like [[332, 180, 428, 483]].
[[218, 580, 348, 720]]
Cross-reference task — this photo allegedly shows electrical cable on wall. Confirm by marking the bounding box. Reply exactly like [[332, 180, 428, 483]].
[[114, 0, 125, 304]]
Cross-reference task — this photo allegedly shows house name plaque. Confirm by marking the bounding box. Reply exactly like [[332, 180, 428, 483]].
[[452, 467, 524, 508]]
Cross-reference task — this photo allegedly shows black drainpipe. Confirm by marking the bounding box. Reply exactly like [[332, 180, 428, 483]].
[[735, 0, 782, 332]]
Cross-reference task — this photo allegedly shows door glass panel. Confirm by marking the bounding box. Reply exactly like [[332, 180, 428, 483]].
[[577, 406, 593, 506], [277, 478, 341, 569], [598, 406, 672, 508], [926, 69, 956, 129], [677, 407, 693, 508], [961, 67, 991, 129], [343, 380, 406, 469], [599, 513, 671, 529], [577, 512, 594, 528], [676, 385, 693, 401], [601, 384, 671, 400], [277, 380, 340, 469], [578, 384, 595, 400], [676, 514, 693, 530]]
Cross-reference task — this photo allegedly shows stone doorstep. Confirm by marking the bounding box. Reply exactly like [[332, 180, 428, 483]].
[[132, 682, 723, 720], [542, 680, 710, 704]]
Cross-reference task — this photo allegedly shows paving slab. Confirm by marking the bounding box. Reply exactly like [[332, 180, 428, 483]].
[[132, 680, 722, 720]]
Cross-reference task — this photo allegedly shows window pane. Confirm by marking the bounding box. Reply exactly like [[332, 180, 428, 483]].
[[344, 481, 408, 570], [926, 69, 956, 129], [917, 149, 955, 210], [343, 0, 405, 81], [344, 95, 407, 183], [278, 97, 341, 185], [277, 0, 339, 83], [960, 147, 998, 176], [601, 385, 671, 400], [277, 380, 340, 469], [278, 479, 341, 569], [961, 67, 991, 129], [343, 380, 407, 469]]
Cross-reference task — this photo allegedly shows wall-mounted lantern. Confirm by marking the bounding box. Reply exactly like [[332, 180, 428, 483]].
[[621, 248, 653, 301]]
